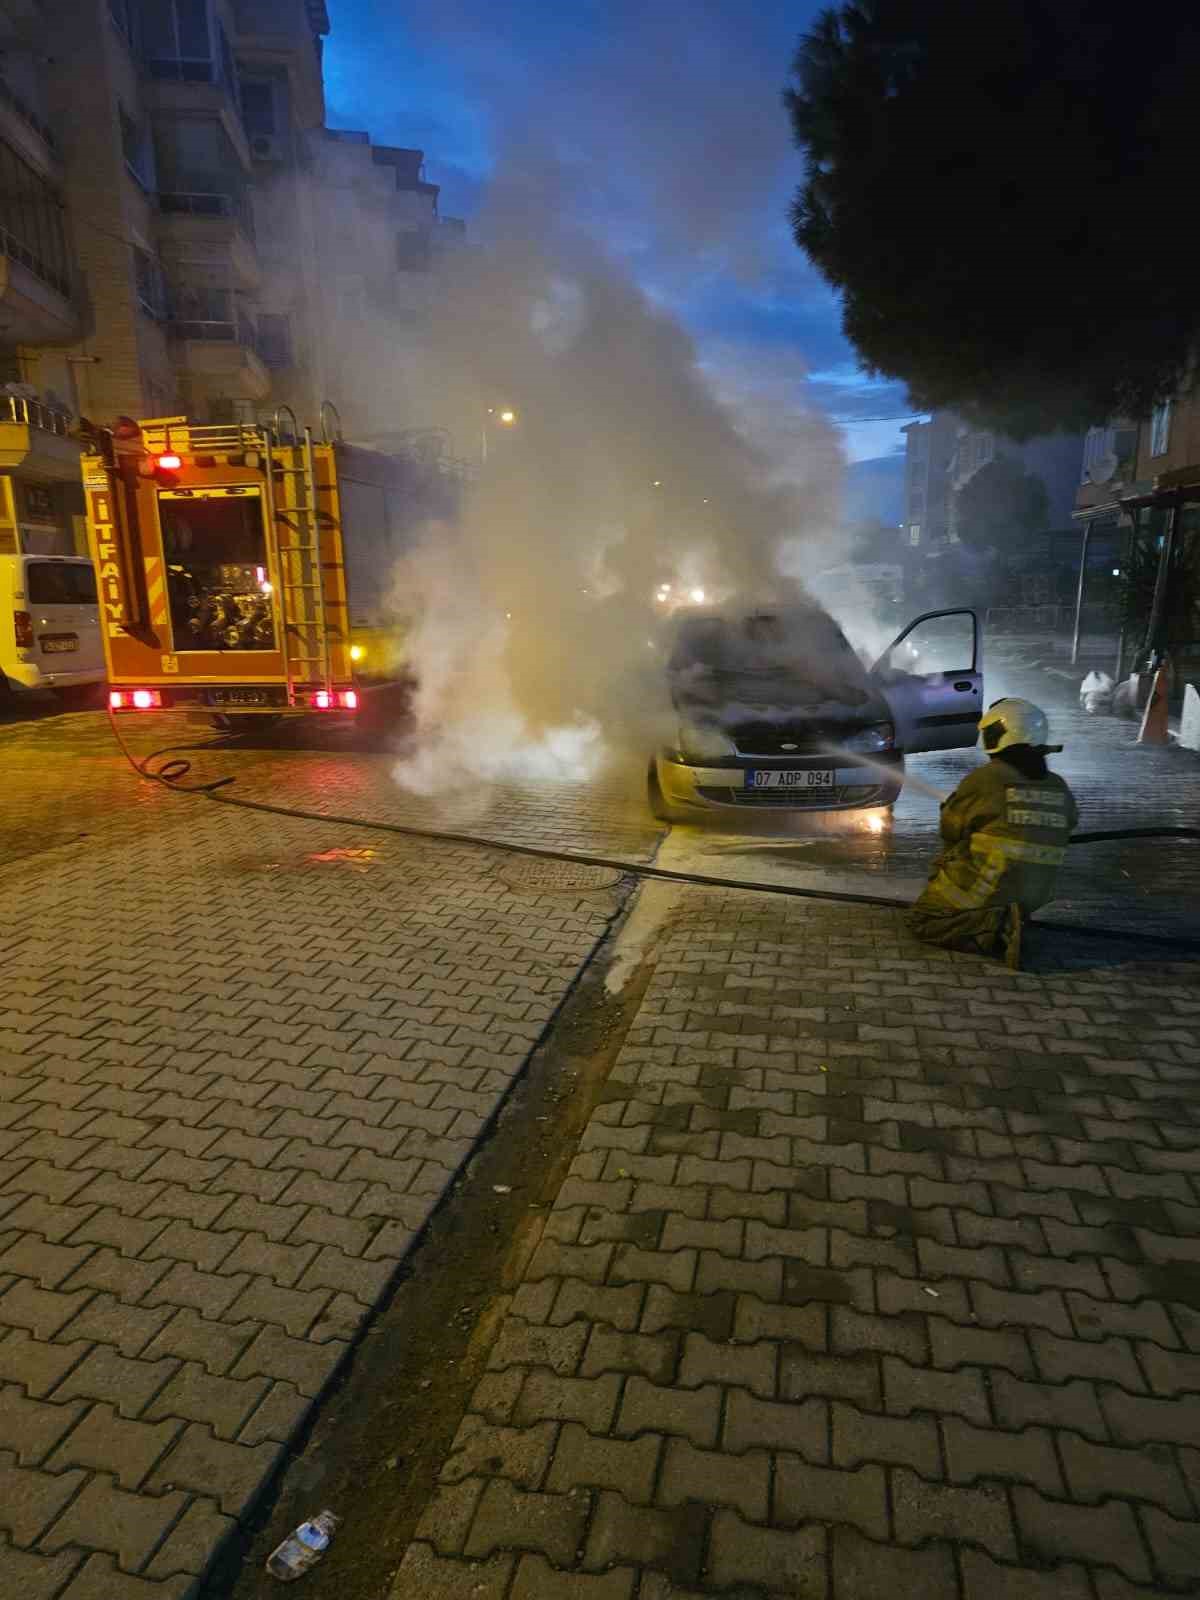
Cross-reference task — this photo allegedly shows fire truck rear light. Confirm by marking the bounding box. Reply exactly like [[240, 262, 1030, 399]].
[[313, 691, 332, 709], [156, 453, 182, 471], [110, 689, 162, 710], [339, 690, 358, 710], [13, 610, 33, 649]]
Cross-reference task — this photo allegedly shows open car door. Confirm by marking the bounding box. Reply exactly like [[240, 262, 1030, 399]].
[[872, 608, 983, 754]]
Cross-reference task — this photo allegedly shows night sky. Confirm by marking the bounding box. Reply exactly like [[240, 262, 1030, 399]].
[[323, 1, 919, 490]]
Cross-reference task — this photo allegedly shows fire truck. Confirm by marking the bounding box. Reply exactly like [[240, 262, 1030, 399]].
[[80, 408, 427, 724]]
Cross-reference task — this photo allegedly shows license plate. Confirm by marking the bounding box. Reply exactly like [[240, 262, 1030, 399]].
[[208, 688, 269, 706], [746, 768, 835, 790], [40, 635, 79, 653]]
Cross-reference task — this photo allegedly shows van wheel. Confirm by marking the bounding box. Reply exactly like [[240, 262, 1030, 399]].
[[55, 684, 101, 711]]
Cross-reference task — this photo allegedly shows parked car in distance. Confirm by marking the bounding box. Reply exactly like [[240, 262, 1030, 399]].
[[0, 554, 106, 706], [648, 602, 982, 819]]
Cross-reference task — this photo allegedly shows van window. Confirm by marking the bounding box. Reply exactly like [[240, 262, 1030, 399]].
[[27, 562, 98, 605]]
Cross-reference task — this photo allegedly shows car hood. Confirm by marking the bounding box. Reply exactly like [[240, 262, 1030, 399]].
[[672, 664, 889, 731]]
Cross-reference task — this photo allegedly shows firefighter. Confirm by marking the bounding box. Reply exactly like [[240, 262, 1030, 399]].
[[908, 697, 1077, 969]]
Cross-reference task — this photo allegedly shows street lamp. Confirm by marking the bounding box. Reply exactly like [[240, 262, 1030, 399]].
[[481, 406, 517, 464]]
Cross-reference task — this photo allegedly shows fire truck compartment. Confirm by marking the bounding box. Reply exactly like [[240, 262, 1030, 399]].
[[158, 488, 277, 653]]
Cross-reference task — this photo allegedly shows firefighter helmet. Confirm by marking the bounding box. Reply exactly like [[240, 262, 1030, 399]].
[[979, 697, 1053, 753]]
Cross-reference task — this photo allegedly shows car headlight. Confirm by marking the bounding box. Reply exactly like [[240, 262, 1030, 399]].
[[841, 722, 896, 753], [676, 719, 736, 762]]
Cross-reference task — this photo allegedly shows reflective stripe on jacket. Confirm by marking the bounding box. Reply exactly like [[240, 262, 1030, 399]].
[[914, 759, 1078, 916]]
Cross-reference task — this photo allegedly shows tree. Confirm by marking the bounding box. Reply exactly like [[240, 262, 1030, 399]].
[[784, 1, 1200, 437], [954, 457, 1048, 551]]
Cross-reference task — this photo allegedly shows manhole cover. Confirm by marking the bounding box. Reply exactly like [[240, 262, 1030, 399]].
[[497, 856, 622, 893]]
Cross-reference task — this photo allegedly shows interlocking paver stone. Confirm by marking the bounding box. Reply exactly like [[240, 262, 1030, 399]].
[[390, 872, 1200, 1597], [0, 721, 652, 1594]]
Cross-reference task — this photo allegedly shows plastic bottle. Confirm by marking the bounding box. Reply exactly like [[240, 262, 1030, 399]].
[[266, 1510, 340, 1581]]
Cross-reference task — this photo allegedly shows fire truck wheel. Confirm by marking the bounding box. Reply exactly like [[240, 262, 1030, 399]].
[[55, 684, 103, 711], [210, 713, 283, 735], [209, 713, 284, 736]]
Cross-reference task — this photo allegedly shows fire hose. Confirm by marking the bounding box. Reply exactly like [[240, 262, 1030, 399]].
[[105, 711, 1200, 951]]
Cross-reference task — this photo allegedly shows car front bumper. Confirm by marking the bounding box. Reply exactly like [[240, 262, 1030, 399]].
[[656, 752, 903, 812]]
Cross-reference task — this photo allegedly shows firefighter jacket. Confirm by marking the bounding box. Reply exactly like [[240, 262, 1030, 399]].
[[915, 757, 1078, 916]]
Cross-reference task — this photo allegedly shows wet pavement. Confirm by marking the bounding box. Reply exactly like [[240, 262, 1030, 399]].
[[0, 634, 1197, 1596], [0, 698, 659, 1599]]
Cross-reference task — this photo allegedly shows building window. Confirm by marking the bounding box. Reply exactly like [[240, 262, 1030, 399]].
[[241, 81, 276, 138], [119, 105, 153, 190], [1150, 398, 1172, 458], [909, 524, 921, 546], [109, 0, 135, 44], [154, 117, 254, 240], [168, 282, 256, 346], [142, 0, 227, 85], [132, 246, 166, 319], [218, 20, 238, 96], [256, 313, 291, 367], [0, 135, 71, 297]]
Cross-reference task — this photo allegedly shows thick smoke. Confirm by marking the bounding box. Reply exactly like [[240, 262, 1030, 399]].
[[323, 2, 861, 795], [363, 156, 847, 795]]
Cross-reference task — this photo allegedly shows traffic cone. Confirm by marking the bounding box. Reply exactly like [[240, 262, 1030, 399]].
[[1137, 658, 1171, 745]]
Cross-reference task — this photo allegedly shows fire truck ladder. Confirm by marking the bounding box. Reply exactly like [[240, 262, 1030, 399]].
[[264, 417, 332, 703]]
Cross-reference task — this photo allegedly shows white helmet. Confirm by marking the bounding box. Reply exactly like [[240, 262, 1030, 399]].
[[979, 697, 1057, 753]]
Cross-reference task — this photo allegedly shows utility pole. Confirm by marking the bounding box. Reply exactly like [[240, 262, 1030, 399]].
[[1070, 520, 1093, 665], [1144, 496, 1179, 667]]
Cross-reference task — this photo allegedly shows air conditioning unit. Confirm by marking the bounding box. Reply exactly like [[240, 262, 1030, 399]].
[[250, 134, 285, 163]]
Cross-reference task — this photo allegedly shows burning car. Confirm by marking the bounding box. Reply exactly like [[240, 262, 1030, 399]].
[[648, 603, 982, 818]]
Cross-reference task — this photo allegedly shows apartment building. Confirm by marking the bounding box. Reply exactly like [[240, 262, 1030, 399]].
[[900, 412, 955, 553], [1, 0, 462, 556], [0, 0, 88, 552], [1099, 390, 1200, 670]]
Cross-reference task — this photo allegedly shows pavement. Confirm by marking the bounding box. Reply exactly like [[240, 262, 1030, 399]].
[[390, 644, 1200, 1597], [395, 893, 1200, 1600], [0, 707, 659, 1598], [0, 634, 1198, 1597]]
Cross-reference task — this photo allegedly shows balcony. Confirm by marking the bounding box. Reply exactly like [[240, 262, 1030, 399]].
[[0, 74, 60, 180], [0, 392, 81, 479], [142, 66, 253, 170], [157, 190, 260, 289], [169, 308, 269, 401], [0, 144, 77, 343]]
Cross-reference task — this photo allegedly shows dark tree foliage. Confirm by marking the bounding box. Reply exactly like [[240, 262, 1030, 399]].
[[954, 457, 1049, 551], [784, 1, 1200, 437]]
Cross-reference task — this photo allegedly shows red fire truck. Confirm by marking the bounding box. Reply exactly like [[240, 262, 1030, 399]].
[[81, 409, 427, 724]]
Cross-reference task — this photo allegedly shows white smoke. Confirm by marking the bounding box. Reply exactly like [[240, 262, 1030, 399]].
[[353, 154, 853, 797]]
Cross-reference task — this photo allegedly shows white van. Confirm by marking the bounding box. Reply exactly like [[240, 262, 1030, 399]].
[[0, 554, 106, 705]]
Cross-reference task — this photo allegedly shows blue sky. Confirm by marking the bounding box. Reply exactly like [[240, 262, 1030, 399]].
[[322, 0, 921, 471]]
